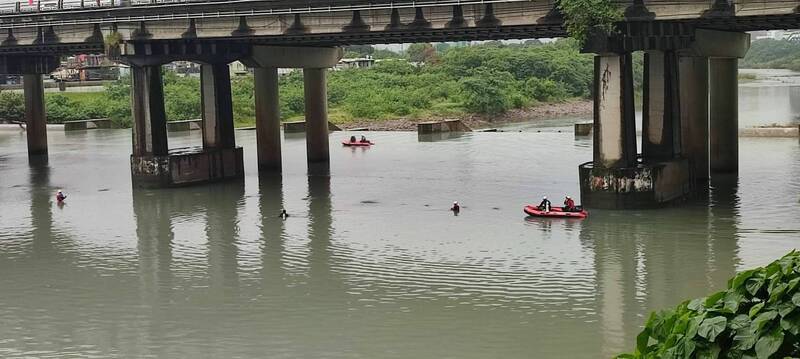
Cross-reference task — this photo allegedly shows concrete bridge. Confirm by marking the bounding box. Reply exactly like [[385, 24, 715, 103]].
[[4, 0, 799, 207]]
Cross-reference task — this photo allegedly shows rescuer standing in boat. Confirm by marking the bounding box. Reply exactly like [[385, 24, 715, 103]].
[[538, 196, 551, 212]]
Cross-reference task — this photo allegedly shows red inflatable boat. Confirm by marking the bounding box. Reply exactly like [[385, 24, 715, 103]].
[[524, 205, 588, 219], [342, 140, 374, 147]]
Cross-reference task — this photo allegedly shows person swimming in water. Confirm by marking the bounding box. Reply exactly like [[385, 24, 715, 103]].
[[56, 190, 67, 203], [279, 209, 289, 219], [451, 201, 460, 213]]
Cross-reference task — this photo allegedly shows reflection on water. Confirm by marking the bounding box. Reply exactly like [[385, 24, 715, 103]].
[[1, 84, 800, 358]]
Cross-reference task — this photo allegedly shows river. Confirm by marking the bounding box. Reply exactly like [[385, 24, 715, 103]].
[[0, 69, 799, 358]]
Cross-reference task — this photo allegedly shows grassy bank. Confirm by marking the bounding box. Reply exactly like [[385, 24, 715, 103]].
[[0, 40, 597, 127]]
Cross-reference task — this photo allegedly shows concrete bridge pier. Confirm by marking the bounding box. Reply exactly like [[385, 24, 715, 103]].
[[580, 51, 693, 209], [244, 46, 342, 175], [130, 65, 170, 187], [642, 51, 681, 161], [198, 62, 245, 182], [678, 56, 710, 182], [253, 67, 282, 172], [23, 73, 48, 158], [304, 68, 330, 171], [709, 58, 739, 173], [129, 62, 244, 188], [578, 53, 640, 209]]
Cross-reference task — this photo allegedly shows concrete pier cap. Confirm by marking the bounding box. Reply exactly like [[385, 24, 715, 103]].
[[687, 29, 751, 58], [242, 46, 343, 68]]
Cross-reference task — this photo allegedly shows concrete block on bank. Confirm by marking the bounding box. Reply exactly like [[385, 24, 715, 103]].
[[282, 121, 341, 133], [64, 118, 112, 131], [738, 127, 799, 138], [417, 119, 471, 134], [166, 119, 202, 132], [574, 122, 593, 136]]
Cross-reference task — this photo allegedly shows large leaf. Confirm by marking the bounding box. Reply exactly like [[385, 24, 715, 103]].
[[746, 276, 766, 297], [768, 283, 788, 304], [724, 292, 745, 313], [688, 298, 706, 312], [729, 314, 751, 331], [705, 291, 726, 309], [786, 276, 800, 294], [780, 311, 800, 336], [749, 302, 765, 318], [698, 316, 727, 342], [792, 292, 800, 307], [733, 325, 758, 351], [696, 343, 721, 359], [732, 269, 760, 290], [779, 256, 794, 275], [754, 328, 783, 359], [687, 315, 704, 339], [752, 311, 778, 331], [777, 301, 794, 317], [635, 328, 651, 354]]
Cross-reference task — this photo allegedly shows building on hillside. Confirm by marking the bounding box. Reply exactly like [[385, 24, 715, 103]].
[[335, 56, 377, 70]]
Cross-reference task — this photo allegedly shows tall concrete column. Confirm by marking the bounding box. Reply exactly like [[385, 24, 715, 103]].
[[642, 51, 681, 161], [593, 53, 637, 168], [200, 63, 235, 149], [709, 58, 738, 173], [303, 68, 330, 165], [679, 56, 710, 181], [254, 67, 282, 172], [131, 65, 168, 156], [23, 74, 47, 157]]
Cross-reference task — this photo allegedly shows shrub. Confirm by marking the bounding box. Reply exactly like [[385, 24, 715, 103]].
[[618, 251, 800, 359], [459, 69, 518, 114], [0, 91, 23, 121], [525, 77, 569, 102]]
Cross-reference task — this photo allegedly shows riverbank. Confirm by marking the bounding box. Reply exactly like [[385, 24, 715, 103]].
[[334, 99, 593, 131]]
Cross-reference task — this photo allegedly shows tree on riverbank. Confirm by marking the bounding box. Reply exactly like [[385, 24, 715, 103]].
[[741, 39, 800, 71], [618, 251, 800, 358]]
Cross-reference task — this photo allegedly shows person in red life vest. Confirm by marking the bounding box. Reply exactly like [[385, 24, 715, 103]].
[[56, 189, 67, 203], [564, 195, 576, 212]]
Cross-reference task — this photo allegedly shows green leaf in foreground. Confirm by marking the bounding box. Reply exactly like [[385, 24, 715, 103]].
[[754, 328, 783, 359], [617, 251, 800, 358], [698, 316, 727, 342]]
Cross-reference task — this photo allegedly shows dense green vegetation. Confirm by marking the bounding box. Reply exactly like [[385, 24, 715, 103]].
[[741, 38, 800, 71], [557, 0, 623, 44], [618, 251, 800, 359], [0, 40, 595, 127]]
